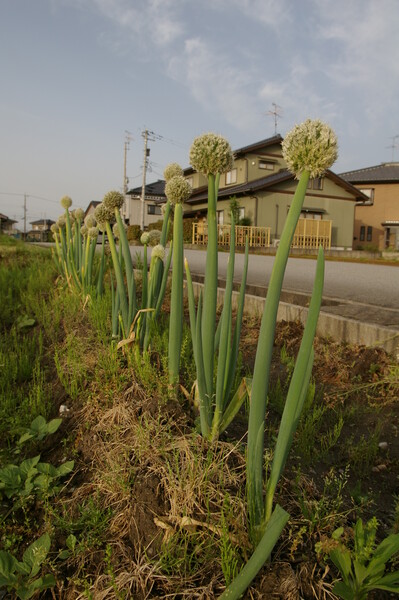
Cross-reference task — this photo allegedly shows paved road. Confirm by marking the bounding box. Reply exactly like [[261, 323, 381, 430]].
[[130, 245, 399, 330], [131, 246, 399, 310]]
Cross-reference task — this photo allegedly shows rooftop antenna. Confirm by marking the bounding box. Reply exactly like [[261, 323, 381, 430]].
[[386, 135, 399, 162], [267, 103, 283, 135]]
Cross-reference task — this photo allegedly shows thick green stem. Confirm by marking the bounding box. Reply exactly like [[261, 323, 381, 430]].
[[247, 170, 310, 541], [201, 174, 218, 399], [218, 505, 289, 600], [264, 247, 324, 524], [212, 218, 236, 438], [105, 221, 129, 335], [168, 202, 184, 386]]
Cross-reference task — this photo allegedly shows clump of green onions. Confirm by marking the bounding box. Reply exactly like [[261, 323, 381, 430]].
[[221, 119, 338, 599], [185, 133, 249, 440]]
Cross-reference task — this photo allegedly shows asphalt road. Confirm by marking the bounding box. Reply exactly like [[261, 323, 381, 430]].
[[130, 245, 399, 311]]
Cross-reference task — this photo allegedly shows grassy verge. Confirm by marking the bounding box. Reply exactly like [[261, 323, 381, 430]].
[[1, 238, 399, 599]]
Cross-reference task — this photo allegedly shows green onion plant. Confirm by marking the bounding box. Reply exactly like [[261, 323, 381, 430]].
[[185, 133, 249, 440], [221, 119, 338, 599]]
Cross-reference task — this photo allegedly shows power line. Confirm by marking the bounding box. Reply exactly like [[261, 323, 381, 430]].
[[0, 191, 59, 204]]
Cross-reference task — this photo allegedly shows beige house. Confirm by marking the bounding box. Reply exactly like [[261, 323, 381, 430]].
[[125, 180, 166, 228], [340, 163, 399, 250], [27, 219, 55, 242], [184, 136, 366, 249]]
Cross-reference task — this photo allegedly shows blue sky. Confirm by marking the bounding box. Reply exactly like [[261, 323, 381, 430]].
[[1, 0, 399, 230]]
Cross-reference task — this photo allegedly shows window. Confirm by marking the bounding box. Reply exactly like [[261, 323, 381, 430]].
[[308, 177, 324, 190], [357, 188, 375, 205], [360, 226, 365, 241], [225, 169, 237, 185], [367, 226, 373, 242], [186, 176, 193, 187], [147, 205, 162, 216], [217, 210, 224, 225], [259, 160, 274, 171], [238, 207, 245, 221]]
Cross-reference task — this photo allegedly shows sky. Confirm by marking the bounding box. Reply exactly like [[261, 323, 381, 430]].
[[1, 0, 399, 231]]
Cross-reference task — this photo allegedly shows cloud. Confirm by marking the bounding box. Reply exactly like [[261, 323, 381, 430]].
[[168, 37, 262, 133], [206, 0, 291, 28], [89, 0, 184, 46]]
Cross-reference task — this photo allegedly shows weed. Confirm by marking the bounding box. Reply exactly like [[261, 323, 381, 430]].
[[0, 532, 56, 599], [317, 517, 399, 599]]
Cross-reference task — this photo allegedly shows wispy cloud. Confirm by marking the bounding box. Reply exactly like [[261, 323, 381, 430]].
[[168, 37, 262, 133]]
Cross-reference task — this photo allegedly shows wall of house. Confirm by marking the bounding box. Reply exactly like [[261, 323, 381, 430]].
[[127, 197, 165, 229], [217, 157, 247, 190], [353, 183, 399, 250], [245, 144, 285, 182], [254, 179, 355, 248]]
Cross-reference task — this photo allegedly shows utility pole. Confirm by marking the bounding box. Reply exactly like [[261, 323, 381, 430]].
[[140, 129, 149, 231], [23, 194, 27, 239], [123, 131, 133, 223]]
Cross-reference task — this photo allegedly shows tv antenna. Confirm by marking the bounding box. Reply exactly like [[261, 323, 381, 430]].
[[387, 135, 399, 162], [267, 103, 283, 135]]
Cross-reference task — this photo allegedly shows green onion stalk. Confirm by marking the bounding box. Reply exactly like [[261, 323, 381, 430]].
[[141, 202, 172, 350], [164, 174, 192, 387], [94, 194, 132, 338], [246, 119, 338, 545], [185, 133, 249, 440]]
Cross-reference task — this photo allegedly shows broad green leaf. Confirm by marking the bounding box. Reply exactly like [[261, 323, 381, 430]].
[[56, 460, 74, 477], [22, 533, 51, 577], [333, 581, 356, 600], [19, 456, 41, 478], [370, 533, 399, 568], [330, 548, 353, 583], [36, 462, 57, 477], [46, 418, 62, 435], [0, 550, 17, 577]]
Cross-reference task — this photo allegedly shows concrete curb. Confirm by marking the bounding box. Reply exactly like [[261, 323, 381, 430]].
[[189, 281, 399, 360]]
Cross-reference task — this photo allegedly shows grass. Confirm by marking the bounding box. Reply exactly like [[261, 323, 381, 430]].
[[1, 239, 399, 598]]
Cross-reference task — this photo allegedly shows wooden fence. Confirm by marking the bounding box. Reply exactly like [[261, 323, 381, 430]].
[[192, 223, 271, 248], [192, 218, 332, 250], [292, 219, 332, 250]]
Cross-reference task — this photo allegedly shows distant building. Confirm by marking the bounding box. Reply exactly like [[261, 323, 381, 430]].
[[0, 213, 18, 236], [84, 201, 101, 220], [27, 219, 55, 242], [340, 163, 399, 250], [125, 180, 166, 229]]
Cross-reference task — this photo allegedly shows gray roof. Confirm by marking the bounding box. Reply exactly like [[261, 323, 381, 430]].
[[30, 219, 55, 226], [186, 169, 366, 205], [340, 163, 399, 184], [127, 179, 165, 198]]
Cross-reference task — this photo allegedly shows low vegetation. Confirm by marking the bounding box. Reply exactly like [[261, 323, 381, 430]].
[[0, 232, 398, 599], [1, 121, 399, 599]]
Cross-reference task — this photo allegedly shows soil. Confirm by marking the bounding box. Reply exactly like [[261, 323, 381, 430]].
[[2, 310, 399, 599]]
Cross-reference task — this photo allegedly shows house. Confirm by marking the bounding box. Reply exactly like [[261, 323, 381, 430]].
[[0, 213, 18, 236], [84, 201, 101, 220], [125, 180, 166, 228], [340, 163, 399, 251], [27, 219, 55, 242], [184, 135, 366, 249]]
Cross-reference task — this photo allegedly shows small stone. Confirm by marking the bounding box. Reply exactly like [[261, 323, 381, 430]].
[[378, 442, 388, 450], [59, 404, 70, 414], [377, 463, 387, 471]]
